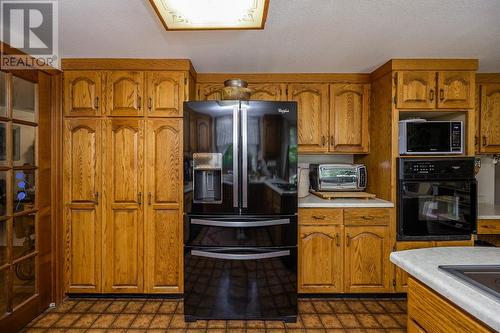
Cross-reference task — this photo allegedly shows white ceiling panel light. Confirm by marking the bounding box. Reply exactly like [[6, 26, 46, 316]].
[[148, 0, 269, 30]]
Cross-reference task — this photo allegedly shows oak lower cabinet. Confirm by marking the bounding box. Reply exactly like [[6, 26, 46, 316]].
[[144, 119, 183, 293], [344, 225, 391, 293], [298, 225, 343, 293], [63, 118, 103, 293]]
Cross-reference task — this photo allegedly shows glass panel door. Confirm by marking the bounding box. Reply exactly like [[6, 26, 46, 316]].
[[0, 71, 38, 319]]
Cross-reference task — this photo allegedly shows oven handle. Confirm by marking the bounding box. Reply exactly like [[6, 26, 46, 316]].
[[190, 249, 290, 260], [191, 218, 290, 227]]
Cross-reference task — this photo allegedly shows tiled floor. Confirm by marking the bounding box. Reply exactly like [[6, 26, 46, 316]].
[[22, 298, 407, 332]]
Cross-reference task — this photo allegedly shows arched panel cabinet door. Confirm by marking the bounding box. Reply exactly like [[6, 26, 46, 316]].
[[249, 83, 287, 101], [144, 119, 183, 293], [102, 118, 144, 293], [106, 71, 144, 116], [197, 83, 224, 101], [288, 83, 329, 153], [437, 71, 474, 109], [64, 71, 102, 116], [344, 225, 391, 293], [396, 71, 436, 109], [146, 71, 185, 117], [479, 84, 500, 153], [298, 225, 343, 293], [330, 83, 370, 153], [63, 118, 102, 293]]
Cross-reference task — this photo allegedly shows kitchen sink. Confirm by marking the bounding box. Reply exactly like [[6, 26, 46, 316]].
[[439, 265, 500, 300]]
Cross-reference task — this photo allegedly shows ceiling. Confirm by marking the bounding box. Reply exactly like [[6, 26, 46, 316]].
[[59, 0, 500, 73]]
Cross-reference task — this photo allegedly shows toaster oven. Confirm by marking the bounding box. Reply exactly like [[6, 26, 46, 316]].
[[309, 164, 367, 192]]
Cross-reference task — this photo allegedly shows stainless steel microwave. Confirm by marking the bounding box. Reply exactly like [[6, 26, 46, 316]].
[[399, 120, 464, 155]]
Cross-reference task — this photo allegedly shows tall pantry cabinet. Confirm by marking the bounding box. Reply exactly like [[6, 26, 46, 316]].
[[63, 66, 189, 294]]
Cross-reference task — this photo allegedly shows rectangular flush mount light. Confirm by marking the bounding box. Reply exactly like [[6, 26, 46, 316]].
[[148, 0, 269, 30]]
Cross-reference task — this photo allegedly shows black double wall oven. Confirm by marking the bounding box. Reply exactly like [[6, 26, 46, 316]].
[[397, 157, 477, 241], [183, 100, 298, 322]]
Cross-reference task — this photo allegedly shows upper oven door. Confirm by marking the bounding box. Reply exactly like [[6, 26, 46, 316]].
[[398, 180, 477, 240], [405, 122, 453, 154], [186, 215, 297, 247]]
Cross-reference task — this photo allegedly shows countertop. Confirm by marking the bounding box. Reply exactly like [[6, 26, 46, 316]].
[[390, 247, 500, 331], [298, 194, 394, 208], [478, 202, 500, 220]]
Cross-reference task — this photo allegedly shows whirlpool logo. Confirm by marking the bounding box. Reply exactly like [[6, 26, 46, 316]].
[[278, 108, 290, 114]]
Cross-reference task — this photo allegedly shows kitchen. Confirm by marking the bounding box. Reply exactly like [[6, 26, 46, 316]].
[[1, 0, 500, 332]]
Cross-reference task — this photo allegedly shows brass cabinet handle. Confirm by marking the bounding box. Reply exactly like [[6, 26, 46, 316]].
[[362, 216, 375, 220], [94, 192, 99, 205], [346, 234, 351, 247], [94, 96, 99, 109], [321, 136, 326, 146], [439, 89, 444, 101], [138, 192, 142, 204], [335, 233, 340, 247], [148, 97, 152, 111], [429, 89, 434, 101], [137, 96, 142, 109], [148, 192, 152, 205], [312, 215, 326, 220], [330, 136, 334, 146], [483, 136, 487, 146]]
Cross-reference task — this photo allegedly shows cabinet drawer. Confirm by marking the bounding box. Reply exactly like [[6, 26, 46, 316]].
[[299, 208, 343, 225], [477, 220, 500, 234], [344, 208, 390, 225]]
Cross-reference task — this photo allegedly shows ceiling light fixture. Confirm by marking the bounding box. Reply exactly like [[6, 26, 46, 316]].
[[148, 0, 269, 30]]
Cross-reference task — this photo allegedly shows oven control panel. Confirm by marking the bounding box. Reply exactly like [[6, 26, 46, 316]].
[[398, 158, 475, 180]]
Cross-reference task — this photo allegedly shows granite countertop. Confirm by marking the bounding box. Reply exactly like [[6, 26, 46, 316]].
[[478, 202, 500, 220], [298, 194, 394, 208], [390, 247, 500, 331]]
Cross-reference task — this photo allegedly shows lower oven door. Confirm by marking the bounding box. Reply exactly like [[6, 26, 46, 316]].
[[184, 246, 297, 321], [398, 180, 477, 240]]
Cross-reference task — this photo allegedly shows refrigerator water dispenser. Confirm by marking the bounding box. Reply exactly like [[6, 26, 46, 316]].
[[193, 153, 222, 203]]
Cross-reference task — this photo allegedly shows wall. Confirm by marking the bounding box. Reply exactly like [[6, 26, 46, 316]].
[[476, 156, 498, 204]]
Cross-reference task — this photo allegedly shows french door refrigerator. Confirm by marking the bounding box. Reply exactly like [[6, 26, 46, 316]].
[[183, 100, 298, 322]]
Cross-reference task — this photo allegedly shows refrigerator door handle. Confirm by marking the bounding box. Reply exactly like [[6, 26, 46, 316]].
[[242, 105, 248, 208], [191, 249, 290, 261], [233, 106, 239, 208], [191, 218, 290, 227]]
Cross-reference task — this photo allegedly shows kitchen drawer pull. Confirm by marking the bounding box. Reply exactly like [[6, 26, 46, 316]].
[[362, 216, 375, 220], [137, 96, 142, 109], [346, 234, 351, 247], [335, 233, 340, 247], [191, 249, 290, 261], [137, 192, 142, 205], [439, 89, 444, 101], [94, 96, 99, 109], [321, 136, 326, 146], [148, 97, 152, 111], [429, 89, 434, 101], [94, 192, 99, 205], [330, 135, 334, 146], [312, 215, 326, 220], [191, 218, 289, 228]]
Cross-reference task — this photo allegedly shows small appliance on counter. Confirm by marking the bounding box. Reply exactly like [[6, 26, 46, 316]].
[[399, 119, 464, 155], [309, 164, 367, 192], [397, 157, 477, 241]]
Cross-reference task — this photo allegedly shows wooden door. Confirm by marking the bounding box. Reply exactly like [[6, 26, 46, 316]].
[[396, 71, 436, 109], [102, 118, 144, 292], [330, 83, 370, 153], [479, 84, 500, 153], [344, 226, 391, 293], [394, 241, 433, 292], [146, 71, 185, 117], [249, 83, 287, 101], [63, 118, 102, 293], [197, 83, 224, 101], [288, 84, 329, 153], [298, 225, 343, 293], [437, 71, 474, 109], [64, 71, 102, 116], [145, 119, 183, 293], [106, 71, 144, 116]]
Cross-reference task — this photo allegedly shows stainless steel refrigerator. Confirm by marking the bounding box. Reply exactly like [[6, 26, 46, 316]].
[[183, 100, 298, 322]]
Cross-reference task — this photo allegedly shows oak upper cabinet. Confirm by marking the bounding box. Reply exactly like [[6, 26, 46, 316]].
[[299, 225, 343, 293], [344, 225, 391, 293], [437, 71, 474, 109], [330, 84, 370, 153], [478, 84, 500, 153], [288, 83, 329, 153], [102, 118, 145, 293], [64, 71, 102, 116], [106, 71, 145, 116], [145, 119, 183, 293], [249, 83, 287, 101], [63, 118, 102, 293], [197, 83, 224, 101], [396, 71, 436, 109], [146, 71, 185, 117]]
